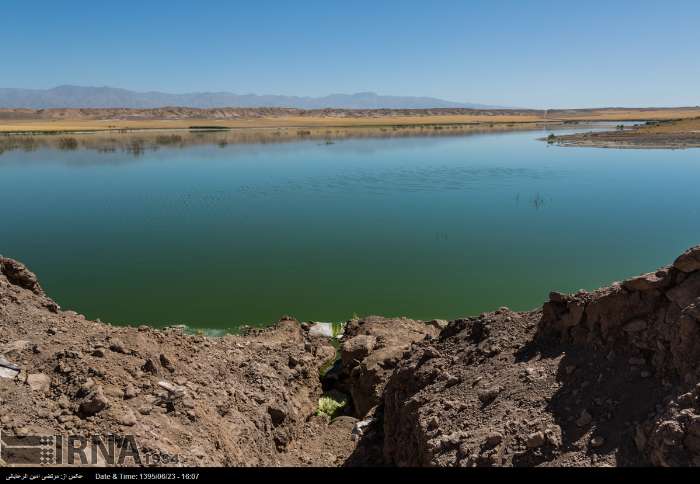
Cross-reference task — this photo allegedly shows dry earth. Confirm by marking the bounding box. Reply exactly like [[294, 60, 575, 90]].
[[0, 257, 338, 466], [2, 245, 700, 467], [2, 106, 700, 133]]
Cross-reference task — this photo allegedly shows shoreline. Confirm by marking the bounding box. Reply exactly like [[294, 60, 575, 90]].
[[546, 116, 700, 149], [2, 246, 700, 466], [2, 106, 700, 153], [2, 106, 700, 134], [0, 121, 562, 156], [0, 120, 543, 136], [1, 117, 689, 156]]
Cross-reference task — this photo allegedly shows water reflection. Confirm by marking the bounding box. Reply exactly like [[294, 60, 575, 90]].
[[0, 121, 619, 164]]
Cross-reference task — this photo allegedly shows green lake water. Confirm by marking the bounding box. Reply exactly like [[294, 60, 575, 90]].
[[1, 127, 699, 330]]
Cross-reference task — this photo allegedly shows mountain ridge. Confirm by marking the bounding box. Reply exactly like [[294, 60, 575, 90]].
[[0, 85, 502, 110]]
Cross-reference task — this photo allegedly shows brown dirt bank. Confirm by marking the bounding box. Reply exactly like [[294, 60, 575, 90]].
[[547, 117, 700, 149], [345, 246, 700, 467], [2, 106, 700, 134], [0, 257, 340, 466], [2, 245, 700, 467]]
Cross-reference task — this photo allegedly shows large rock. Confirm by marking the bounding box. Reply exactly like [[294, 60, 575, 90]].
[[667, 272, 700, 309], [622, 270, 671, 291], [341, 334, 377, 366], [337, 316, 438, 417], [674, 246, 700, 273], [0, 257, 44, 295], [27, 373, 51, 393], [78, 387, 110, 417]]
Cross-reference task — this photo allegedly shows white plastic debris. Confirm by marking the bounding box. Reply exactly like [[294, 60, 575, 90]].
[[308, 322, 334, 338], [0, 357, 20, 379]]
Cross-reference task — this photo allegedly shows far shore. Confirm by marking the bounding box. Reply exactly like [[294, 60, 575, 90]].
[[0, 120, 554, 156], [1, 107, 700, 153], [545, 116, 700, 149], [2, 106, 700, 134]]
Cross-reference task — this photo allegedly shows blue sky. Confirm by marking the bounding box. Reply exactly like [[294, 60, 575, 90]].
[[2, 0, 699, 108]]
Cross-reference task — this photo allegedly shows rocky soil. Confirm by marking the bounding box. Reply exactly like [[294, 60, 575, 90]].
[[2, 246, 700, 467], [0, 257, 338, 466], [344, 246, 700, 467]]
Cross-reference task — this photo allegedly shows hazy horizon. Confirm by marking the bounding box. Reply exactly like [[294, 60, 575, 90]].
[[0, 85, 506, 110], [2, 0, 700, 108], [2, 84, 699, 110]]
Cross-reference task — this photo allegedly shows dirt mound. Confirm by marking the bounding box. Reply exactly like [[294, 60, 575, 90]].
[[332, 316, 439, 418], [373, 246, 700, 466], [0, 256, 337, 466], [2, 246, 700, 467]]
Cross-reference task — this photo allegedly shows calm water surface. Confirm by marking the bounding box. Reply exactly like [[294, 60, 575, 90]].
[[2, 127, 699, 330]]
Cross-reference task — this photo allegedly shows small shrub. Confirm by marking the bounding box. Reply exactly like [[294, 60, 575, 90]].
[[331, 321, 345, 338], [316, 393, 347, 419]]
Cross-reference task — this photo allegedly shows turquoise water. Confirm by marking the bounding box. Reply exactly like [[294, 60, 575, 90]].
[[1, 128, 699, 329]]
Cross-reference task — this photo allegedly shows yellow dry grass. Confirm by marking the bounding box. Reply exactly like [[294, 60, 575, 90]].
[[1, 108, 699, 134], [0, 115, 539, 133], [640, 116, 700, 133], [551, 108, 700, 121]]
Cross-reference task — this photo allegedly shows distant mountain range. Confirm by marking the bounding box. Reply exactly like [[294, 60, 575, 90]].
[[0, 85, 501, 110]]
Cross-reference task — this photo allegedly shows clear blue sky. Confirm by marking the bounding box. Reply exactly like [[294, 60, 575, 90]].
[[3, 0, 699, 108]]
